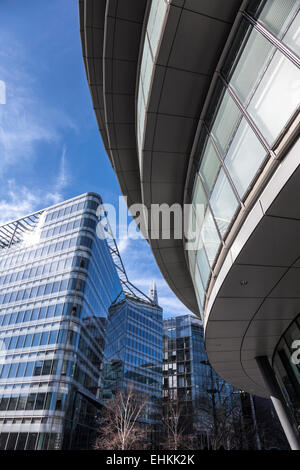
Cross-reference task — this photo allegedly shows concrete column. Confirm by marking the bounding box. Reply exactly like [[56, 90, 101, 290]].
[[256, 355, 300, 450]]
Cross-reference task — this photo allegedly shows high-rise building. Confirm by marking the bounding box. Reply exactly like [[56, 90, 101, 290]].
[[101, 290, 163, 440], [163, 315, 287, 449], [81, 0, 300, 448], [0, 193, 122, 450], [163, 315, 241, 449]]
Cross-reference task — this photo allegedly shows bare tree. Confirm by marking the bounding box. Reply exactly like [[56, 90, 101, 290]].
[[94, 383, 148, 450], [162, 399, 195, 450]]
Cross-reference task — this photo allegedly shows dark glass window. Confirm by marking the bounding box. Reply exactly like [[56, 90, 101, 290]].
[[25, 394, 36, 410], [15, 433, 28, 450], [6, 433, 18, 450]]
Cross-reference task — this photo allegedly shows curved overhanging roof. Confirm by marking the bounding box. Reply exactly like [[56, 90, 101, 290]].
[[79, 0, 146, 208], [205, 134, 300, 397], [80, 0, 244, 316], [138, 0, 243, 314]]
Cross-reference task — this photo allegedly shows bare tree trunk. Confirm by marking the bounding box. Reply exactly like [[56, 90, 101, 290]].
[[94, 383, 148, 450]]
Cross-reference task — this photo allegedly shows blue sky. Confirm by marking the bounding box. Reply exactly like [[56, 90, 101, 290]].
[[0, 0, 192, 317]]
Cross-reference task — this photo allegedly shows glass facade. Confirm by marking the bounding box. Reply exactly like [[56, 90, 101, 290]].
[[186, 0, 300, 314], [101, 295, 163, 435], [137, 0, 169, 164], [163, 315, 240, 448], [273, 315, 300, 437], [0, 193, 122, 450]]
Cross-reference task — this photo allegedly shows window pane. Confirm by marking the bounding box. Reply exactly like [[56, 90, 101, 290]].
[[192, 176, 207, 228], [225, 118, 267, 198], [211, 90, 242, 156], [196, 242, 210, 288], [201, 209, 221, 267], [194, 266, 205, 309], [283, 10, 300, 57], [248, 49, 300, 144], [199, 140, 221, 196], [210, 169, 239, 237], [230, 27, 274, 105], [253, 0, 299, 38]]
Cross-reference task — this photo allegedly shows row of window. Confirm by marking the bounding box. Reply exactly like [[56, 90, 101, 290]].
[[137, 0, 169, 161], [0, 277, 86, 306], [164, 375, 192, 389], [129, 307, 163, 336], [0, 256, 71, 288], [124, 366, 161, 388], [188, 0, 300, 311], [126, 336, 161, 362], [0, 233, 93, 271], [45, 198, 99, 224], [0, 355, 101, 398], [0, 359, 59, 380], [123, 351, 162, 374], [0, 255, 89, 290], [163, 362, 189, 374], [0, 391, 67, 412], [0, 303, 81, 328], [0, 328, 77, 353], [41, 216, 96, 240], [0, 322, 103, 380], [0, 432, 60, 451], [127, 319, 162, 349]]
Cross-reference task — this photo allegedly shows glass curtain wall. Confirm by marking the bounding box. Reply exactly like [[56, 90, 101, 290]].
[[187, 0, 300, 314], [0, 194, 122, 450], [101, 295, 163, 445]]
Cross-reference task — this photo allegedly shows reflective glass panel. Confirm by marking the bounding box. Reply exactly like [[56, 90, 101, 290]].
[[224, 118, 267, 198], [248, 49, 300, 144], [254, 0, 299, 38], [192, 175, 207, 228], [210, 169, 239, 237], [199, 140, 221, 196], [194, 265, 205, 309], [211, 90, 242, 156], [196, 241, 211, 288], [230, 27, 274, 105], [283, 10, 300, 57], [201, 209, 221, 267]]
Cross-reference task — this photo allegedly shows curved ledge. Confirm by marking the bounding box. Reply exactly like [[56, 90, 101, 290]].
[[79, 0, 147, 208], [205, 134, 300, 397], [138, 0, 243, 314]]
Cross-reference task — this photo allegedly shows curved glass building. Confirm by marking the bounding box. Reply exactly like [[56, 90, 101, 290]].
[[80, 0, 300, 448]]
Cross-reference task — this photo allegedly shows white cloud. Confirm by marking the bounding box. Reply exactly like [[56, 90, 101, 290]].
[[0, 147, 70, 224], [0, 30, 72, 222], [117, 237, 130, 254], [0, 80, 59, 173], [0, 31, 75, 175]]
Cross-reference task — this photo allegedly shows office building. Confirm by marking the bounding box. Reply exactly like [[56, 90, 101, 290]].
[[0, 193, 122, 450], [101, 287, 163, 439], [80, 0, 300, 448], [163, 315, 288, 449], [163, 315, 240, 449]]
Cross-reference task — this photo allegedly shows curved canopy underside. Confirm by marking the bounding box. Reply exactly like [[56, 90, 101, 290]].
[[80, 0, 243, 316]]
